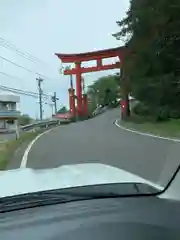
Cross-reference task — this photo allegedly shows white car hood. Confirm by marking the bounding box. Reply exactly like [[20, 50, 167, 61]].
[[0, 163, 163, 198]]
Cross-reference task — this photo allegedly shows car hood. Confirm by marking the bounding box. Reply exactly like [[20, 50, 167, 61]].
[[0, 163, 163, 198]]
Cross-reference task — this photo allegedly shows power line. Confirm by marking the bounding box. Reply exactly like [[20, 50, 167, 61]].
[[0, 41, 39, 64], [0, 55, 53, 80], [0, 36, 46, 65], [0, 36, 58, 79], [0, 71, 24, 82], [0, 38, 59, 95], [0, 84, 49, 99], [0, 85, 40, 98], [0, 86, 39, 98], [0, 55, 38, 74], [0, 71, 50, 97]]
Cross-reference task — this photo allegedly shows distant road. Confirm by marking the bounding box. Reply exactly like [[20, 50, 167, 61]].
[[18, 108, 180, 185]]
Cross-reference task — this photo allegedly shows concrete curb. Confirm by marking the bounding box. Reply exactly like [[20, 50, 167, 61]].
[[114, 119, 180, 143]]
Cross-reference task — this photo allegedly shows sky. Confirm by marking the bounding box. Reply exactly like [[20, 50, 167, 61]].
[[0, 0, 130, 118]]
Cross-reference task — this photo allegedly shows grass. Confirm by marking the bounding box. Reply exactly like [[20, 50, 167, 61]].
[[119, 113, 180, 138], [0, 130, 43, 170]]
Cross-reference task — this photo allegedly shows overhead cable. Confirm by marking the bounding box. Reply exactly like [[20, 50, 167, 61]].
[[0, 36, 45, 65], [0, 71, 50, 97]]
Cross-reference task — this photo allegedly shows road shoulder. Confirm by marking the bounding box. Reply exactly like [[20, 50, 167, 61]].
[[115, 119, 180, 142], [2, 129, 51, 170], [7, 141, 31, 170]]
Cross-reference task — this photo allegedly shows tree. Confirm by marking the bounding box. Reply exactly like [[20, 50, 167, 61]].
[[87, 74, 120, 112], [114, 0, 180, 120], [57, 106, 68, 113]]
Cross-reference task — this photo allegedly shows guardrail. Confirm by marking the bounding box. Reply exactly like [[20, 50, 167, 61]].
[[0, 119, 71, 142], [21, 118, 71, 132], [21, 120, 59, 131]]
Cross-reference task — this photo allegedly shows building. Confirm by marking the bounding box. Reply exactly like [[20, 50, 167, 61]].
[[0, 92, 20, 133]]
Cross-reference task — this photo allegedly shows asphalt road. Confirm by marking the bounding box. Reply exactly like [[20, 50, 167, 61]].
[[21, 108, 180, 185]]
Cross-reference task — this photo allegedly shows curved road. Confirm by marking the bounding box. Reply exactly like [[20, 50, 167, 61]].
[[21, 109, 180, 185]]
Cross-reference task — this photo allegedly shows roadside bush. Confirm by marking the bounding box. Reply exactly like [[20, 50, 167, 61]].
[[109, 101, 119, 108], [169, 109, 180, 119], [154, 106, 170, 121], [132, 103, 178, 122], [133, 103, 150, 116], [0, 131, 42, 170]]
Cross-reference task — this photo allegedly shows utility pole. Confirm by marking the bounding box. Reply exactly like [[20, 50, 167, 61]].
[[51, 103, 54, 116], [36, 77, 43, 120], [54, 92, 57, 114], [51, 92, 59, 114]]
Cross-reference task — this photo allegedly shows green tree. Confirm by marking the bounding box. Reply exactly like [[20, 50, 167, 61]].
[[114, 0, 180, 120], [87, 74, 120, 109], [57, 106, 68, 113]]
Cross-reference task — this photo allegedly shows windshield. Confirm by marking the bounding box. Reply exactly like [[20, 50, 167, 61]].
[[0, 0, 179, 203]]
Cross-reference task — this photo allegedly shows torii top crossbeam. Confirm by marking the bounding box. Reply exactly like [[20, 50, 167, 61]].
[[55, 46, 127, 63], [55, 46, 127, 75]]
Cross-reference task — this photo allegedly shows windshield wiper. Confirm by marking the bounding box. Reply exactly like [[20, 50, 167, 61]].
[[0, 192, 92, 213], [0, 183, 158, 213], [0, 191, 125, 213]]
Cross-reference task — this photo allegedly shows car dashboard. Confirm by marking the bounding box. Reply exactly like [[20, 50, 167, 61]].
[[1, 196, 180, 239]]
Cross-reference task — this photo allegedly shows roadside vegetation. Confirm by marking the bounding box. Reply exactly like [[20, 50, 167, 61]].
[[114, 0, 180, 136], [18, 114, 33, 125], [0, 130, 43, 170], [87, 74, 120, 116], [114, 0, 180, 119], [119, 114, 180, 138]]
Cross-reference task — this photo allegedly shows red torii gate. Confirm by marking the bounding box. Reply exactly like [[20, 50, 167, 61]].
[[55, 46, 128, 119]]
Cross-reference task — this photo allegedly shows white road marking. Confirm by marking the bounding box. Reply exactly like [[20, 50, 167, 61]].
[[20, 128, 53, 168], [114, 119, 180, 143]]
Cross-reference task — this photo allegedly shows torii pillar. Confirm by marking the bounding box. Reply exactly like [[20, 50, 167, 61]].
[[55, 46, 129, 120], [68, 88, 76, 117], [75, 62, 83, 117], [81, 76, 88, 117]]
